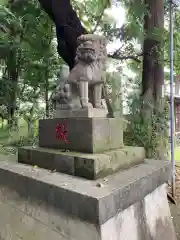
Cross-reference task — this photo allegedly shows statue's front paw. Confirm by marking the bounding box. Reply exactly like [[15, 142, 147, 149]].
[[81, 101, 92, 109], [88, 103, 93, 108], [94, 102, 104, 109], [81, 103, 89, 108]]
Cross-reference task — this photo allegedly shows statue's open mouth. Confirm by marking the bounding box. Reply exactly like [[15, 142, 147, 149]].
[[78, 48, 96, 55]]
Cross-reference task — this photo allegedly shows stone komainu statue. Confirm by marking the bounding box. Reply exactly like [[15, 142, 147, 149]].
[[52, 34, 107, 110]]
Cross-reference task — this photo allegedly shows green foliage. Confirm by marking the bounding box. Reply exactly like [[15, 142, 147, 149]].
[[74, 0, 112, 32], [124, 91, 170, 159], [0, 0, 61, 123]]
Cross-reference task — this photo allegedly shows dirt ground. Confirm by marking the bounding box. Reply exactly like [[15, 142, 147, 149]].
[[170, 166, 180, 240]]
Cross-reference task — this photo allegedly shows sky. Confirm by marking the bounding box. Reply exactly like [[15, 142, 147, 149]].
[[106, 5, 125, 53]]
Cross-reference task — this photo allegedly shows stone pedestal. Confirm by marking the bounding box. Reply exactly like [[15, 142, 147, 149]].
[[54, 107, 108, 118], [18, 146, 145, 180], [0, 160, 176, 240], [18, 116, 145, 179], [13, 113, 176, 239], [39, 118, 124, 153]]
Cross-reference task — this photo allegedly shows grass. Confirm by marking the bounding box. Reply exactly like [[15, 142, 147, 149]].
[[0, 124, 28, 145], [0, 119, 39, 159], [168, 147, 180, 166], [0, 118, 39, 145], [174, 147, 180, 163]]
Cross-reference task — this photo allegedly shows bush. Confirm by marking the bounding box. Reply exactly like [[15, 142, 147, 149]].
[[124, 93, 170, 159]]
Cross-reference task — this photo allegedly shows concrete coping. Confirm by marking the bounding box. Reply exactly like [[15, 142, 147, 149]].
[[0, 160, 170, 225]]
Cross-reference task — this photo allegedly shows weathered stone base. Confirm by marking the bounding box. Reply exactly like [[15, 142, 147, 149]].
[[18, 146, 145, 180], [0, 160, 176, 240], [39, 118, 124, 153]]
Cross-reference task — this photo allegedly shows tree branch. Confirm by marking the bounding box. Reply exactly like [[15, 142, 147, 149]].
[[108, 52, 142, 63]]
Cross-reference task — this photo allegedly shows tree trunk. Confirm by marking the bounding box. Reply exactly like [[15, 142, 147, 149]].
[[6, 0, 21, 128], [27, 120, 35, 138], [7, 48, 19, 128], [27, 106, 35, 138], [45, 76, 49, 118], [142, 0, 165, 159], [142, 0, 164, 101], [38, 0, 87, 69], [1, 118, 3, 129]]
